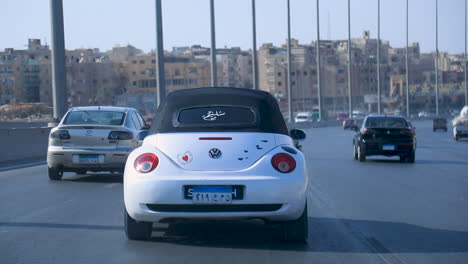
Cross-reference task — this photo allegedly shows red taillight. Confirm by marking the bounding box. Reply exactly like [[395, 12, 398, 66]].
[[401, 129, 414, 136], [134, 153, 159, 173], [271, 153, 296, 173], [363, 129, 376, 135]]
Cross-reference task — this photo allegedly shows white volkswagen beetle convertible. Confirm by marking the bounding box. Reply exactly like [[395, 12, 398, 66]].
[[124, 87, 308, 242]]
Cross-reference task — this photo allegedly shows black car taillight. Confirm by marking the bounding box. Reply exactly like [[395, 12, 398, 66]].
[[50, 130, 70, 139], [362, 129, 376, 135], [401, 129, 415, 136], [108, 131, 133, 140]]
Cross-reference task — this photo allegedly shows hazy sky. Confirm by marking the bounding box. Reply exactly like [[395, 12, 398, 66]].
[[1, 0, 466, 54]]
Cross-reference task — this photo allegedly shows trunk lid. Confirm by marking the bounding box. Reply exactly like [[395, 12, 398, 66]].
[[146, 133, 286, 171], [59, 125, 124, 150]]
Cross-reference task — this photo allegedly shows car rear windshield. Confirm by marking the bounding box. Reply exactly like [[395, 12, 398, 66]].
[[176, 106, 257, 127], [365, 117, 408, 128], [63, 111, 126, 126]]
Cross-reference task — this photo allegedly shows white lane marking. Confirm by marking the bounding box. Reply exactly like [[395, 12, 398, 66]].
[[0, 161, 46, 173], [104, 183, 120, 189]]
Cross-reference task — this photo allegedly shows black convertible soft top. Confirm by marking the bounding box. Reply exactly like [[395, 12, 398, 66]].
[[149, 87, 288, 135]]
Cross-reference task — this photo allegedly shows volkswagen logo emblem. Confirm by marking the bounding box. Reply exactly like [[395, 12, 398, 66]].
[[208, 148, 222, 159]]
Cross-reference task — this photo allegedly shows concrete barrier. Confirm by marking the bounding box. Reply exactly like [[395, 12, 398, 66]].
[[0, 121, 50, 129], [0, 127, 51, 164], [0, 119, 343, 165]]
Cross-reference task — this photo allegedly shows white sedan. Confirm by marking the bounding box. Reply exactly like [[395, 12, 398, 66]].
[[124, 87, 309, 242]]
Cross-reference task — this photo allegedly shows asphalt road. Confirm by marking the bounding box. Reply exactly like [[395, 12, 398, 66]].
[[1, 120, 467, 264]]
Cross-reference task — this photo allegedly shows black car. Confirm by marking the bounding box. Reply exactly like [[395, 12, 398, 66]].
[[433, 117, 447, 132], [353, 115, 416, 163]]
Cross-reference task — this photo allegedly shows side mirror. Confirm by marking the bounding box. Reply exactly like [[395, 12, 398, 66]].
[[137, 131, 149, 141], [290, 129, 306, 140]]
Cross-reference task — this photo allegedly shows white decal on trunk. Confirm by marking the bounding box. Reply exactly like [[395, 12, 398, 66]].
[[202, 111, 226, 121]]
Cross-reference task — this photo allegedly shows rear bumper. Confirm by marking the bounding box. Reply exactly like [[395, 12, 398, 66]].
[[47, 146, 132, 171], [124, 174, 307, 223], [362, 140, 415, 156]]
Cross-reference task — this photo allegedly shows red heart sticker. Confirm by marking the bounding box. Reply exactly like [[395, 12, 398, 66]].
[[182, 155, 189, 162]]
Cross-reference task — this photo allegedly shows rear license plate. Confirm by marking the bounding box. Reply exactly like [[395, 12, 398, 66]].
[[382, 144, 395, 151], [78, 154, 99, 164], [184, 185, 244, 202], [192, 186, 232, 204]]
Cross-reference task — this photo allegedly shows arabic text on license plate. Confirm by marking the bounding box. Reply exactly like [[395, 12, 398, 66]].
[[79, 154, 99, 164], [382, 144, 395, 151], [192, 186, 232, 204]]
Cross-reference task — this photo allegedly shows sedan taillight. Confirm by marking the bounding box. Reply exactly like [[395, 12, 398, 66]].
[[362, 129, 376, 135], [401, 129, 415, 136], [134, 153, 159, 173], [108, 131, 133, 140], [50, 130, 70, 139], [271, 153, 296, 173]]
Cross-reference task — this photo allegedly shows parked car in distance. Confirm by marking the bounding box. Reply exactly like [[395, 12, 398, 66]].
[[295, 112, 312, 123], [343, 119, 358, 130], [337, 112, 348, 121], [453, 120, 468, 141], [124, 87, 309, 242], [353, 115, 416, 163], [433, 117, 447, 132], [47, 106, 150, 180], [418, 111, 435, 118], [145, 116, 154, 126]]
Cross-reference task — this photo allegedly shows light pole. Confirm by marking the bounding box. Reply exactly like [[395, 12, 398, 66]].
[[155, 0, 166, 107], [347, 0, 353, 117], [316, 0, 323, 120], [210, 0, 217, 87], [50, 0, 67, 121], [287, 0, 293, 122], [406, 0, 410, 117], [435, 0, 439, 115], [377, 0, 381, 114], [251, 0, 259, 90], [465, 0, 468, 105]]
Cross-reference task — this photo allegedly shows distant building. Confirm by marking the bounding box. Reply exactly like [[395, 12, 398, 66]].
[[0, 39, 49, 105]]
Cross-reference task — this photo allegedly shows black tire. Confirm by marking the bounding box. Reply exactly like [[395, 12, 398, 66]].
[[353, 144, 358, 160], [282, 204, 308, 243], [455, 135, 459, 141], [407, 151, 415, 163], [399, 155, 406, 162], [125, 208, 152, 240], [357, 144, 366, 162], [48, 167, 63, 181]]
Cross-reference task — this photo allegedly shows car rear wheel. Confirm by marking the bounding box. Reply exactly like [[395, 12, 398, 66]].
[[282, 203, 308, 243], [455, 135, 459, 141], [125, 208, 152, 240], [357, 145, 366, 162], [407, 151, 415, 163], [353, 144, 358, 160], [399, 155, 406, 162], [48, 167, 63, 181]]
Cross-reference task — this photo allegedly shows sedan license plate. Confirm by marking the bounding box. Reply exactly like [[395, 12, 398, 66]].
[[78, 154, 99, 164], [382, 144, 395, 151], [192, 186, 232, 204]]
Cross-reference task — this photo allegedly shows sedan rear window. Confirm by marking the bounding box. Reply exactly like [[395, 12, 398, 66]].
[[365, 117, 408, 128], [176, 106, 257, 127], [63, 111, 126, 126]]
